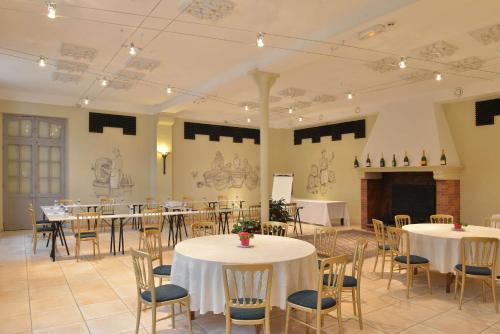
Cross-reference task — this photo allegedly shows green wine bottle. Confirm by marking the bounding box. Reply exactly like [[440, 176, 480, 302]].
[[366, 154, 371, 167], [354, 156, 359, 168], [392, 154, 397, 167], [380, 153, 385, 167], [440, 149, 447, 165], [403, 151, 410, 166], [421, 150, 427, 166]]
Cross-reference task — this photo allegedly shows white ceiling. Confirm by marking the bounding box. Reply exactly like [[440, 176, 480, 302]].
[[1, 0, 500, 128]]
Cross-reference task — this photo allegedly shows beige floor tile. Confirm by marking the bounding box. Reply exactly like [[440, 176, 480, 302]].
[[31, 304, 84, 330], [32, 321, 89, 334], [80, 299, 130, 320], [86, 311, 137, 334], [0, 312, 31, 334]]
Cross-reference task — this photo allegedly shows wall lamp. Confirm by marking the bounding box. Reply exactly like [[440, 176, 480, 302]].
[[157, 146, 170, 175]]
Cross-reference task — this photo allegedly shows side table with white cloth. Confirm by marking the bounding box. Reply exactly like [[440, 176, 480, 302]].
[[291, 198, 350, 226], [170, 234, 318, 314], [403, 223, 500, 292]]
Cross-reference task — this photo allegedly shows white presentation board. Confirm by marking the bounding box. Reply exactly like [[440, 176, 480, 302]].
[[272, 174, 294, 203]]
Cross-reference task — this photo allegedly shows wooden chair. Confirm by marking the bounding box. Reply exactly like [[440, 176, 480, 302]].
[[284, 203, 303, 236], [454, 237, 498, 312], [75, 212, 101, 261], [430, 214, 453, 224], [57, 198, 75, 233], [139, 208, 163, 249], [387, 227, 432, 298], [394, 215, 411, 228], [261, 221, 288, 237], [99, 197, 115, 232], [222, 263, 273, 334], [217, 195, 229, 209], [372, 219, 391, 278], [489, 216, 500, 229], [285, 255, 347, 334], [191, 221, 216, 238], [131, 249, 192, 334], [143, 229, 171, 285], [248, 204, 261, 221], [28, 203, 54, 254], [314, 227, 337, 262]]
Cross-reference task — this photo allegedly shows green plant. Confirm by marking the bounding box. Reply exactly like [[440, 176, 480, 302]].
[[231, 218, 260, 236], [269, 199, 290, 223]]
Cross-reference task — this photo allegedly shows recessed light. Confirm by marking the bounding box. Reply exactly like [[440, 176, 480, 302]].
[[83, 97, 90, 105], [129, 42, 137, 56], [256, 32, 265, 48], [38, 56, 47, 67], [47, 2, 56, 19], [244, 104, 249, 111], [166, 85, 172, 94], [398, 57, 407, 69], [358, 24, 387, 40], [435, 72, 443, 81], [346, 92, 353, 100], [288, 106, 294, 114], [247, 117, 251, 123], [101, 77, 108, 86], [298, 116, 303, 122]]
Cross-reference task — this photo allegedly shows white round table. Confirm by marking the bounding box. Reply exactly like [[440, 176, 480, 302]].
[[403, 224, 500, 276], [170, 234, 318, 314]]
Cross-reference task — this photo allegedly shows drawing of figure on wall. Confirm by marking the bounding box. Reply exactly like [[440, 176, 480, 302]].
[[306, 150, 335, 195], [92, 147, 134, 197]]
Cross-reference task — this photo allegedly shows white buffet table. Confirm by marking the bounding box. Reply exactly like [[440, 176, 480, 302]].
[[403, 224, 500, 275], [291, 198, 349, 226], [170, 234, 317, 314]]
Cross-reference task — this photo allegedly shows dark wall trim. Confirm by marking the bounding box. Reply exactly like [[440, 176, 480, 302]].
[[294, 119, 365, 145], [476, 98, 500, 126], [184, 122, 260, 144], [89, 112, 136, 135]]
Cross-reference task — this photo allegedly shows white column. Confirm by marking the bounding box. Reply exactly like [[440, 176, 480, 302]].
[[250, 70, 279, 223]]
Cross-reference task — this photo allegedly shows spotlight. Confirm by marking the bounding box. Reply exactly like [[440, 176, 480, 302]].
[[298, 116, 303, 122], [47, 2, 56, 19], [256, 32, 265, 48], [398, 57, 407, 69], [83, 97, 90, 105], [166, 85, 172, 94], [346, 92, 353, 100], [435, 72, 443, 81], [38, 56, 47, 67], [247, 117, 251, 123], [288, 106, 294, 114], [101, 77, 108, 86], [128, 42, 137, 56], [244, 104, 249, 111]]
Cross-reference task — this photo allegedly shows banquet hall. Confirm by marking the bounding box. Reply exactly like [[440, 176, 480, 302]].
[[1, 0, 500, 333]]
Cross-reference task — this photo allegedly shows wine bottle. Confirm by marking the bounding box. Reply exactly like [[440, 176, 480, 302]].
[[392, 154, 397, 167], [366, 154, 371, 167], [440, 149, 447, 165], [380, 153, 385, 167], [421, 150, 427, 166], [403, 151, 410, 166], [354, 156, 359, 168]]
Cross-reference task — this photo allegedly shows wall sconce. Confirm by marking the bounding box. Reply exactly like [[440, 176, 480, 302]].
[[157, 146, 170, 175]]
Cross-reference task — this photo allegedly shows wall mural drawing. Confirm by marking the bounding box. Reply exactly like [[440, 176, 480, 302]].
[[306, 150, 336, 194], [193, 151, 259, 191], [91, 148, 134, 197]]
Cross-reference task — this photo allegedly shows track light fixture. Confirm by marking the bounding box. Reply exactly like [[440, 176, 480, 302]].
[[288, 106, 294, 114], [128, 42, 137, 56], [435, 72, 443, 81], [244, 104, 249, 111], [47, 2, 56, 19], [346, 92, 353, 100], [166, 85, 172, 94], [247, 117, 251, 123], [101, 77, 108, 86], [398, 56, 407, 69], [83, 97, 90, 105], [298, 116, 303, 122], [38, 56, 47, 67], [256, 32, 265, 48]]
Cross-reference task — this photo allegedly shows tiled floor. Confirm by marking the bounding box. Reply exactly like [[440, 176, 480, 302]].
[[0, 223, 499, 334]]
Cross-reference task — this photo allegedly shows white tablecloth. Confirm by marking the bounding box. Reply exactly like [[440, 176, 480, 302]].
[[403, 224, 500, 275], [170, 234, 317, 314], [291, 198, 349, 226]]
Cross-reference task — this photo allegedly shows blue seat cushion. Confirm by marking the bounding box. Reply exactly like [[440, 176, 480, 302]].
[[287, 290, 336, 310], [75, 232, 96, 238], [230, 298, 265, 320], [378, 244, 390, 251], [36, 225, 54, 232], [36, 220, 50, 225], [323, 274, 357, 287], [455, 264, 492, 276], [141, 284, 188, 303], [153, 265, 171, 276], [394, 255, 429, 264], [139, 227, 159, 232]]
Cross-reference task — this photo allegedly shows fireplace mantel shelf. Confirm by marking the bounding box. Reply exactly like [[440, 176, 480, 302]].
[[357, 165, 462, 180]]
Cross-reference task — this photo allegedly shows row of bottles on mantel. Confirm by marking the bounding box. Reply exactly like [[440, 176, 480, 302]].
[[353, 150, 447, 168]]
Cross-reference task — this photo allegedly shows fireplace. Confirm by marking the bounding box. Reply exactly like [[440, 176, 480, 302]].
[[360, 169, 460, 229]]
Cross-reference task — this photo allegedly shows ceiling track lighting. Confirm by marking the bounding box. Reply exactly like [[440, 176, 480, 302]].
[[101, 77, 108, 86], [288, 106, 294, 114], [83, 97, 90, 105], [346, 92, 353, 100], [298, 116, 303, 122], [47, 2, 56, 19], [128, 42, 138, 56], [256, 32, 265, 48], [38, 56, 47, 67], [435, 72, 443, 81], [398, 56, 407, 69], [246, 117, 251, 123], [166, 85, 172, 94], [244, 104, 249, 111]]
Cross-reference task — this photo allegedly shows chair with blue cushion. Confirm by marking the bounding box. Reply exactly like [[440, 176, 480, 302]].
[[387, 227, 432, 298], [394, 215, 411, 229], [262, 221, 288, 237], [314, 227, 337, 268], [454, 237, 498, 312], [131, 249, 192, 334], [138, 208, 163, 249], [191, 221, 216, 238], [285, 255, 347, 334], [372, 219, 391, 278], [222, 263, 273, 334], [75, 212, 101, 261], [29, 204, 54, 254], [143, 229, 171, 285]]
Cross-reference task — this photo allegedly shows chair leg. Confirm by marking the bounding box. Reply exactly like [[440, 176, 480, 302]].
[[381, 250, 386, 278], [284, 304, 291, 334], [373, 250, 379, 272], [406, 265, 411, 299], [316, 311, 321, 334], [337, 305, 343, 334], [351, 289, 357, 315], [492, 276, 498, 313], [305, 312, 310, 334], [171, 304, 175, 328], [96, 239, 101, 258], [454, 271, 459, 299], [151, 303, 157, 334], [426, 267, 432, 294], [225, 311, 232, 334], [33, 232, 37, 254], [185, 299, 193, 334], [75, 239, 80, 262], [387, 260, 394, 289], [482, 281, 486, 303], [135, 298, 142, 334], [459, 274, 466, 310], [356, 287, 363, 330], [265, 314, 271, 334]]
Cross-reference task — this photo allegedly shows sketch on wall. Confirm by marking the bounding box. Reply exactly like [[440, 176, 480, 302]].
[[91, 148, 134, 197], [306, 150, 336, 194], [193, 151, 259, 191]]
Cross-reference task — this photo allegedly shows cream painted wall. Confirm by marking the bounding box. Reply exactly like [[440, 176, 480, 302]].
[[443, 98, 500, 225], [0, 99, 157, 230], [156, 116, 174, 200]]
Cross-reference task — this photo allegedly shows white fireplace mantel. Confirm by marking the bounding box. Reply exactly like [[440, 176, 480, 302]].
[[357, 165, 462, 180]]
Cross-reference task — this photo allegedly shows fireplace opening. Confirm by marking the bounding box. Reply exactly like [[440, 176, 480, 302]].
[[392, 184, 436, 224]]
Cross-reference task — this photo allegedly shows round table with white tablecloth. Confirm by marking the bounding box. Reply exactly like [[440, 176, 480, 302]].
[[170, 234, 318, 314], [403, 224, 500, 276]]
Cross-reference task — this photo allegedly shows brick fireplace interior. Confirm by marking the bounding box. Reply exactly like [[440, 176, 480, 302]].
[[361, 172, 460, 229]]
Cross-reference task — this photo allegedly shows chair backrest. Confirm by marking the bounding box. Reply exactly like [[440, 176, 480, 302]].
[[76, 212, 100, 237], [283, 203, 297, 221], [145, 197, 161, 209], [460, 237, 499, 271], [191, 221, 216, 237], [387, 227, 411, 261], [489, 216, 500, 229], [351, 238, 369, 281], [372, 219, 385, 248], [430, 214, 453, 224], [248, 204, 261, 220], [222, 264, 272, 313], [261, 221, 288, 237], [99, 197, 115, 215], [142, 208, 163, 230], [143, 229, 163, 265], [394, 215, 411, 228], [28, 203, 37, 228], [218, 195, 229, 209], [319, 255, 347, 310], [131, 248, 155, 299], [314, 227, 337, 258]]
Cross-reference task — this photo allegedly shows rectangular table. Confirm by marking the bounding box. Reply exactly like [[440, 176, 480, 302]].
[[291, 198, 349, 227]]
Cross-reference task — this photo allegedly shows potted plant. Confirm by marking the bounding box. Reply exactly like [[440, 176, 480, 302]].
[[269, 199, 290, 223], [454, 222, 467, 230], [238, 231, 252, 247], [231, 218, 260, 246]]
